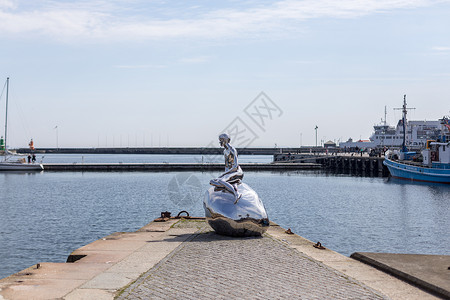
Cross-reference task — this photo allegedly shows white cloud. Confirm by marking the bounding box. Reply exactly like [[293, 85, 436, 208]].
[[0, 0, 15, 9], [113, 64, 167, 69], [432, 46, 450, 51], [290, 60, 322, 64], [0, 0, 447, 42], [179, 56, 211, 64]]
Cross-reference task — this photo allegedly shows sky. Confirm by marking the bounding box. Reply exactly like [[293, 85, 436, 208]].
[[1, 0, 449, 148]]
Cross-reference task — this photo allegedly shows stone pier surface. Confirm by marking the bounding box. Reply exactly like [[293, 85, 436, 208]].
[[0, 219, 442, 300]]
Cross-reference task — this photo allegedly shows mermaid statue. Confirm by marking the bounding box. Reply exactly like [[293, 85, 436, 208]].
[[204, 133, 269, 236], [209, 133, 243, 203]]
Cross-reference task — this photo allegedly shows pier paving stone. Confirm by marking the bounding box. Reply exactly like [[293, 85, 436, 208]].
[[117, 225, 388, 300], [1, 219, 441, 299]]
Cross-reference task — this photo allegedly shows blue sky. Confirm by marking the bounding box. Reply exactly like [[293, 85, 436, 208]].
[[1, 0, 449, 148]]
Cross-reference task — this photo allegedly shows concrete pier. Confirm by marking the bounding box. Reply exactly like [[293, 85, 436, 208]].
[[0, 218, 443, 300], [351, 252, 450, 299]]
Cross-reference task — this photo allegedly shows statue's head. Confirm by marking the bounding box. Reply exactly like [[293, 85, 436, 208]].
[[219, 133, 230, 147]]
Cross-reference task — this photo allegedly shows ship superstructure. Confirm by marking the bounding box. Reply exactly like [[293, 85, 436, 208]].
[[369, 120, 441, 149], [340, 99, 442, 150]]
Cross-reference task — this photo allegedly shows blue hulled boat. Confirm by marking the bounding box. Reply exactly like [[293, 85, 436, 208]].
[[383, 148, 450, 184], [383, 98, 450, 184]]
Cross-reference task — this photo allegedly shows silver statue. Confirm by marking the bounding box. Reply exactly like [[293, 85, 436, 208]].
[[204, 134, 269, 237], [209, 133, 243, 203]]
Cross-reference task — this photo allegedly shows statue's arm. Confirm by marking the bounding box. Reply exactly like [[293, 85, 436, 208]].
[[231, 147, 239, 170]]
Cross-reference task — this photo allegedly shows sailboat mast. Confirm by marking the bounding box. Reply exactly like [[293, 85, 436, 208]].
[[4, 77, 9, 151]]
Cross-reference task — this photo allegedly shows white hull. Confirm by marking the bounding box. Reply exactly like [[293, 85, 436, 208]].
[[0, 162, 43, 171]]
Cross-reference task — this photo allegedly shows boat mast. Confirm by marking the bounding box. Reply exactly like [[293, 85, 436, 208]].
[[4, 77, 9, 151], [394, 95, 415, 152]]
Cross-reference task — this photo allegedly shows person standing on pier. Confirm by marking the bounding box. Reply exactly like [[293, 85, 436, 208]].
[[210, 133, 243, 204]]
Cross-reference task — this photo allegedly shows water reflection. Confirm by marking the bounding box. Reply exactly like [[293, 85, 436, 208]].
[[386, 176, 450, 189]]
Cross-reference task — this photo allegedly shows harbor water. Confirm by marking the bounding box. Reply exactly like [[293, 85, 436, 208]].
[[0, 154, 449, 279]]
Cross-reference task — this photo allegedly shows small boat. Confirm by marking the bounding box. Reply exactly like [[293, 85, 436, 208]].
[[0, 160, 43, 171], [383, 97, 449, 184], [0, 78, 43, 171]]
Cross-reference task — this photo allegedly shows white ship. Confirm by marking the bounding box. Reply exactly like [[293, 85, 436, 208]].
[[340, 98, 442, 150], [369, 119, 441, 149]]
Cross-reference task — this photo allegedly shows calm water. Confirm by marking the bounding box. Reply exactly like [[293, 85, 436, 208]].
[[0, 160, 449, 279]]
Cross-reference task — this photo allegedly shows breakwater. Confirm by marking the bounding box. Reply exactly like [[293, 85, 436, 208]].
[[42, 162, 321, 172], [40, 155, 387, 175]]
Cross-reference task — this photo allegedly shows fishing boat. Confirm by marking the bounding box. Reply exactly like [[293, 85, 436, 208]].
[[0, 78, 43, 171], [383, 96, 449, 184]]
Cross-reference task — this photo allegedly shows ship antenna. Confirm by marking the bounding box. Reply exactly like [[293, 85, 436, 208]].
[[4, 77, 9, 153], [394, 95, 415, 152]]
